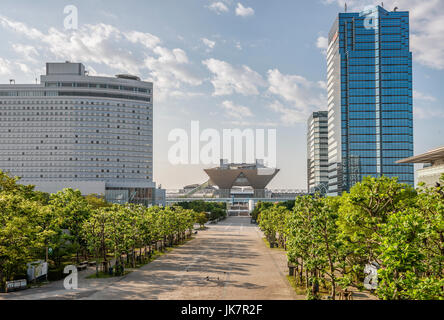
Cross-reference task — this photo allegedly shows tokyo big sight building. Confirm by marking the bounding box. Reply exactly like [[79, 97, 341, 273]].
[[0, 62, 162, 206], [326, 5, 414, 196]]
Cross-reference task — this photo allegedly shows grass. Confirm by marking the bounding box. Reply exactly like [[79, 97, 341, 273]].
[[128, 249, 171, 269], [287, 275, 334, 299], [287, 275, 308, 296], [262, 237, 272, 248], [262, 237, 286, 251]]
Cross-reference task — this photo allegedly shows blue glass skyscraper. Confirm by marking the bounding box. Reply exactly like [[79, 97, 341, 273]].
[[327, 5, 414, 195]]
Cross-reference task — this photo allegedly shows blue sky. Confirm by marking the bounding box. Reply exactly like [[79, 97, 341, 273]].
[[0, 0, 443, 189]]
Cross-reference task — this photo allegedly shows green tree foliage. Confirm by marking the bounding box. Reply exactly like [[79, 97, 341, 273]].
[[286, 196, 342, 299], [196, 212, 209, 229], [177, 201, 227, 221], [251, 201, 273, 221], [376, 176, 444, 300], [82, 204, 198, 271], [258, 205, 290, 247], [0, 194, 45, 290], [0, 171, 203, 290], [49, 189, 92, 263], [256, 176, 444, 300], [85, 194, 112, 210]]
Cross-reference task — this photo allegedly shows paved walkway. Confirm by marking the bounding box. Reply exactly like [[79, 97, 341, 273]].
[[1, 217, 301, 300]]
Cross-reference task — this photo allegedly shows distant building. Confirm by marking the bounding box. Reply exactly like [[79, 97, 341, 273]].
[[204, 159, 279, 198], [0, 61, 162, 206], [397, 146, 444, 187], [307, 111, 329, 195], [327, 6, 414, 196], [154, 187, 166, 207]]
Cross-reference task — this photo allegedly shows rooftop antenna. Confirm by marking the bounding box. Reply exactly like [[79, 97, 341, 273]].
[[345, 2, 347, 12], [381, 2, 384, 7]]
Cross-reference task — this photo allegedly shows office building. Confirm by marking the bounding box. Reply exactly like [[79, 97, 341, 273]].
[[397, 146, 444, 188], [0, 62, 159, 206], [326, 5, 414, 195], [307, 111, 329, 194]]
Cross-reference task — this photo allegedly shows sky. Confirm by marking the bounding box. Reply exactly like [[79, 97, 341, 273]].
[[0, 0, 443, 190]]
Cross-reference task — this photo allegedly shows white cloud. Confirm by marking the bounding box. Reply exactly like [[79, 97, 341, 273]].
[[221, 100, 253, 119], [228, 120, 278, 127], [0, 56, 43, 83], [269, 100, 309, 126], [414, 106, 444, 119], [267, 69, 325, 109], [316, 36, 328, 55], [235, 3, 255, 17], [0, 57, 13, 75], [0, 15, 44, 39], [413, 90, 440, 120], [144, 47, 203, 101], [12, 44, 39, 63], [267, 69, 326, 124], [201, 38, 216, 52], [208, 1, 229, 14], [15, 62, 32, 74], [202, 58, 266, 96], [125, 31, 161, 49], [317, 81, 327, 90], [316, 36, 328, 50], [202, 59, 326, 124], [0, 14, 203, 102], [414, 90, 436, 102]]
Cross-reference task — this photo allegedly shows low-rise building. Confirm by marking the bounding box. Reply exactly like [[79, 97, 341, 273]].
[[397, 146, 444, 187]]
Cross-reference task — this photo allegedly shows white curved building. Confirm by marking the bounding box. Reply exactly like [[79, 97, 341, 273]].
[[0, 62, 160, 206]]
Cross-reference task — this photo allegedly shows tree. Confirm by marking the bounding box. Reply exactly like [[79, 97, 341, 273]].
[[376, 175, 444, 300], [258, 205, 290, 248], [49, 189, 92, 263], [336, 176, 416, 288], [377, 208, 443, 299], [196, 212, 208, 229], [83, 207, 114, 273], [0, 194, 44, 290], [176, 201, 227, 221], [251, 201, 273, 221], [85, 194, 111, 210]]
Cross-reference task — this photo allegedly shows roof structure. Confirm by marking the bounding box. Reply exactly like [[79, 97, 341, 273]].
[[204, 163, 279, 190], [397, 146, 444, 164]]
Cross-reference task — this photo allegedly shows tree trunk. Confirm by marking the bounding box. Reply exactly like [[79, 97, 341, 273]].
[[0, 270, 4, 293], [299, 261, 304, 285], [331, 277, 336, 300], [312, 270, 319, 299]]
